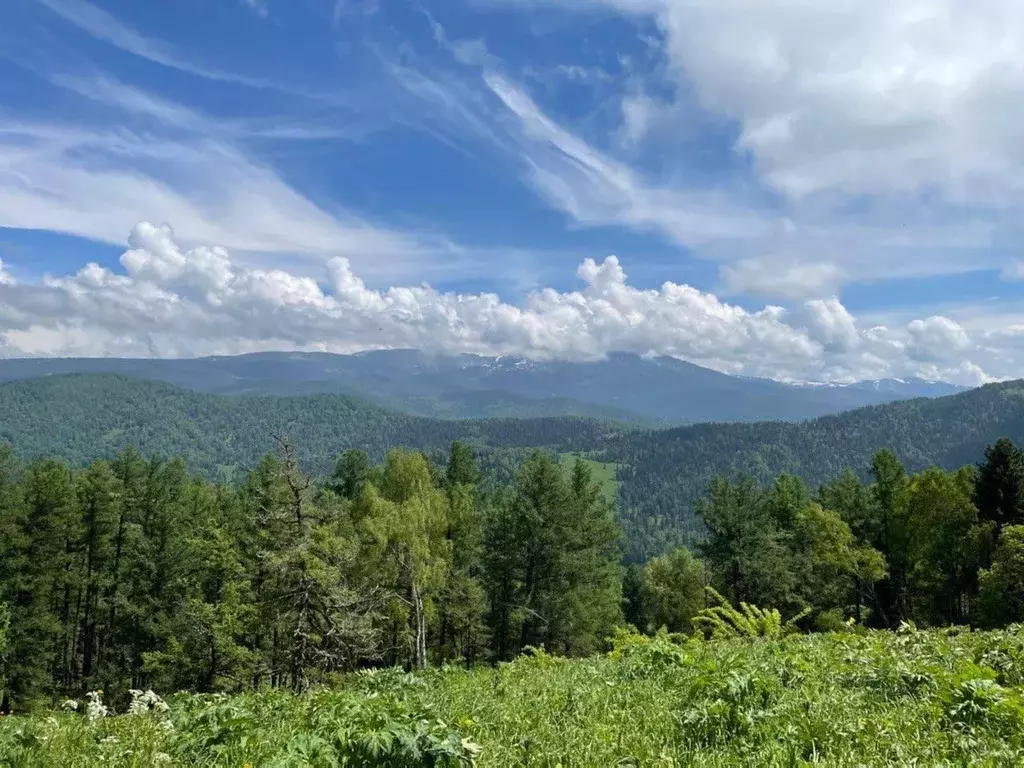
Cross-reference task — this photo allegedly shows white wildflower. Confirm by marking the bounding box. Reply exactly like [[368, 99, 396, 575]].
[[85, 691, 109, 722], [128, 689, 170, 716]]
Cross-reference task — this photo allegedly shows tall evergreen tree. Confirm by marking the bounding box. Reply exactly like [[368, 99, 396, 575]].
[[869, 450, 910, 627], [975, 438, 1024, 537], [484, 452, 621, 659], [435, 443, 487, 665], [978, 525, 1024, 627], [697, 476, 792, 608]]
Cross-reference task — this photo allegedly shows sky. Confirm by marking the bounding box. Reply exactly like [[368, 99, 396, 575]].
[[1, 0, 1024, 384]]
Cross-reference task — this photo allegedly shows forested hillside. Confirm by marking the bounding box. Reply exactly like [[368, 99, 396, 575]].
[[609, 380, 1024, 558], [1, 374, 1023, 562], [0, 374, 617, 479]]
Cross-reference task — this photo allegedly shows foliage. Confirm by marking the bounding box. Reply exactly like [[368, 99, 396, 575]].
[[5, 374, 1024, 562], [483, 452, 622, 660], [608, 380, 1024, 560], [978, 526, 1024, 627], [975, 437, 1024, 535], [692, 587, 809, 640], [0, 441, 621, 710], [5, 628, 1024, 765], [641, 547, 706, 634], [0, 374, 617, 481]]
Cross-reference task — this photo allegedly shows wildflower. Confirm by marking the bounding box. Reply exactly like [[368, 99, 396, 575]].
[[85, 691, 110, 722], [129, 689, 170, 716]]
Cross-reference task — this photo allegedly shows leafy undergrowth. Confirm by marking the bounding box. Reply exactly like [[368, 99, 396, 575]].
[[5, 626, 1024, 766]]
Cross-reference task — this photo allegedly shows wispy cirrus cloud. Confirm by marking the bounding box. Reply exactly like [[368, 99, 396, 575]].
[[0, 120, 420, 263], [35, 0, 289, 90]]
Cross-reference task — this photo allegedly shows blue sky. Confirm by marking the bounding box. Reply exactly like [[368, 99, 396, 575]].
[[0, 0, 1023, 384]]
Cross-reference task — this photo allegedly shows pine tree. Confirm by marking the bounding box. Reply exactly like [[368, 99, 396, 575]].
[[975, 438, 1024, 537], [74, 461, 119, 689], [559, 459, 622, 655], [254, 441, 384, 688], [0, 445, 25, 713], [978, 525, 1024, 627], [435, 443, 487, 664], [330, 449, 373, 501], [869, 450, 911, 627], [697, 475, 792, 608], [484, 452, 621, 659]]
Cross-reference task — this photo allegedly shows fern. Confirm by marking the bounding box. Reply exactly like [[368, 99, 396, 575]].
[[693, 587, 809, 639]]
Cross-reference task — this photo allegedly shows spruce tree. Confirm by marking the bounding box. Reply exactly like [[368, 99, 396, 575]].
[[975, 438, 1024, 537]]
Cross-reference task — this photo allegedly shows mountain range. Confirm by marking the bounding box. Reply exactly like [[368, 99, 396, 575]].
[[0, 351, 964, 424]]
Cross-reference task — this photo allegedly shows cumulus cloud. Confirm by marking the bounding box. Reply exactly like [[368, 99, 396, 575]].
[[907, 316, 972, 362], [0, 222, 1009, 387], [528, 0, 1024, 207]]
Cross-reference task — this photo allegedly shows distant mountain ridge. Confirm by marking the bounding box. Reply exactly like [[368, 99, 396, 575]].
[[0, 350, 965, 424]]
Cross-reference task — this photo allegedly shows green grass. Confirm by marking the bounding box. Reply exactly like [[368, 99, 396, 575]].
[[560, 453, 620, 505], [5, 626, 1024, 766]]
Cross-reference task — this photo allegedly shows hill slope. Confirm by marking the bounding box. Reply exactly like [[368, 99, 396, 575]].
[[607, 380, 1024, 556], [0, 351, 962, 424], [1, 373, 1017, 562], [0, 374, 617, 480]]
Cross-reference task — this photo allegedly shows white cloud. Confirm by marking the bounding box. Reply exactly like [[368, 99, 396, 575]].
[[35, 0, 295, 90], [721, 258, 843, 300], [483, 71, 776, 244], [1001, 261, 1024, 281], [520, 0, 1024, 208], [0, 122, 427, 276], [798, 299, 860, 354], [907, 316, 971, 362], [0, 221, 1009, 387], [474, 68, 1000, 285]]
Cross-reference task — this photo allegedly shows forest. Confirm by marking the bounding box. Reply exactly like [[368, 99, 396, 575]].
[[3, 426, 1024, 764], [4, 374, 1024, 566], [3, 430, 1024, 713]]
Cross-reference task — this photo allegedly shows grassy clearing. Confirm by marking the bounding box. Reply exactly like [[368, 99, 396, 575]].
[[560, 453, 620, 505], [4, 626, 1024, 766]]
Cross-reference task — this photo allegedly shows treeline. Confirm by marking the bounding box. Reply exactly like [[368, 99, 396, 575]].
[[611, 380, 1024, 561], [0, 441, 621, 710], [8, 374, 1024, 568], [625, 439, 1024, 635]]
